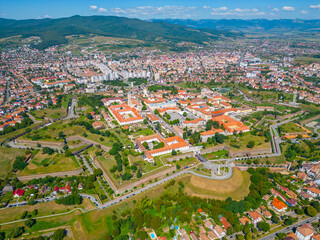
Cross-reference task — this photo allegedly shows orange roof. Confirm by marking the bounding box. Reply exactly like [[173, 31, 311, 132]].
[[108, 103, 143, 124], [239, 216, 251, 225], [200, 128, 224, 136], [147, 113, 160, 122], [183, 118, 204, 124], [272, 198, 287, 210], [248, 211, 262, 220], [211, 115, 249, 133]]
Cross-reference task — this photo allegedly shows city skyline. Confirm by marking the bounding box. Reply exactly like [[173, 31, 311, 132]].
[[1, 0, 320, 20]]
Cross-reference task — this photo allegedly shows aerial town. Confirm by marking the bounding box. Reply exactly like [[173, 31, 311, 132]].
[[1, 7, 320, 240]]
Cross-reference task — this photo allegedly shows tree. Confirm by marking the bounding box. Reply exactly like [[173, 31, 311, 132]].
[[247, 141, 255, 148], [21, 211, 28, 219], [271, 214, 279, 223], [94, 168, 103, 177], [150, 216, 161, 229], [86, 113, 93, 120], [0, 232, 4, 240], [306, 206, 317, 217], [58, 131, 65, 139], [42, 147, 54, 155], [25, 218, 36, 228], [6, 227, 25, 238], [257, 222, 270, 232], [142, 142, 149, 149], [52, 229, 66, 240], [171, 150, 177, 156], [137, 171, 142, 178], [183, 112, 187, 117]]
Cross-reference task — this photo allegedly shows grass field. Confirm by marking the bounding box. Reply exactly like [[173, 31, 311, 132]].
[[0, 170, 252, 239], [295, 57, 320, 65], [0, 147, 27, 178], [31, 108, 66, 120], [224, 132, 270, 150], [184, 168, 251, 200], [23, 121, 85, 142], [0, 199, 93, 224], [203, 149, 229, 160], [20, 152, 80, 176], [131, 128, 154, 138], [279, 122, 304, 133]]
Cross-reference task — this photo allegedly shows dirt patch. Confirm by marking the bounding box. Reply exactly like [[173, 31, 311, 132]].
[[27, 163, 37, 170]]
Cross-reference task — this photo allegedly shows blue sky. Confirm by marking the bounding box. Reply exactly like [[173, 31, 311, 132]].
[[1, 0, 320, 20]]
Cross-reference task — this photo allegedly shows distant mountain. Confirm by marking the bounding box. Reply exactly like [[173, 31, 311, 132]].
[[0, 15, 241, 50], [151, 19, 320, 34]]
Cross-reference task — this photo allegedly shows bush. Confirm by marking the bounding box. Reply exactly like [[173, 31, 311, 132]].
[[55, 193, 82, 206]]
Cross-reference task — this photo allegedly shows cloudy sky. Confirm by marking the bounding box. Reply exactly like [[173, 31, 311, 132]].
[[1, 0, 320, 20]]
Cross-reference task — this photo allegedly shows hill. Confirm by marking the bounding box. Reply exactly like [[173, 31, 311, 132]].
[[0, 15, 241, 50], [152, 19, 320, 35]]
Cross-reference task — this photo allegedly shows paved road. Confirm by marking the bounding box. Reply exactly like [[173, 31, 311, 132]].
[[238, 89, 253, 102], [259, 214, 320, 240], [65, 98, 78, 119], [79, 154, 93, 174]]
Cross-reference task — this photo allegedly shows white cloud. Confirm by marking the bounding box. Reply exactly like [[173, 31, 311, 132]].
[[282, 6, 295, 11], [203, 6, 211, 9], [106, 5, 199, 18], [210, 8, 264, 17], [301, 10, 308, 14], [90, 5, 98, 11], [1, 13, 7, 16], [98, 8, 108, 13], [272, 8, 279, 12], [219, 7, 228, 11], [310, 4, 320, 9], [44, 15, 51, 18]]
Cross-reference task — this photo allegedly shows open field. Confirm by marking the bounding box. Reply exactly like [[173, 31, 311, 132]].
[[184, 168, 251, 200], [20, 152, 80, 176], [0, 198, 94, 224], [0, 147, 27, 178], [279, 122, 305, 133], [224, 132, 270, 150], [0, 170, 252, 239], [295, 57, 320, 65], [23, 121, 85, 142], [30, 108, 66, 120]]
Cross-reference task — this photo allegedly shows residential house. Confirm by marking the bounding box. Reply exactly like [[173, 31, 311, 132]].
[[213, 225, 226, 239], [272, 198, 287, 212], [204, 219, 213, 230], [300, 191, 314, 201], [247, 211, 263, 224], [13, 189, 25, 198], [219, 217, 231, 231], [239, 216, 251, 225], [295, 224, 314, 240], [190, 232, 199, 240], [307, 187, 320, 198], [207, 231, 218, 240], [199, 233, 210, 240]]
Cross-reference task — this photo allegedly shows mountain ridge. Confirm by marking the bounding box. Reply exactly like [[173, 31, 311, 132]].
[[0, 15, 241, 50]]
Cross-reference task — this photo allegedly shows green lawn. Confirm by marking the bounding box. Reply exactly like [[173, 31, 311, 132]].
[[31, 108, 66, 120], [203, 149, 229, 160], [279, 122, 304, 133], [23, 121, 85, 142], [20, 152, 80, 176], [0, 147, 27, 178], [212, 132, 271, 150], [131, 128, 154, 138]]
